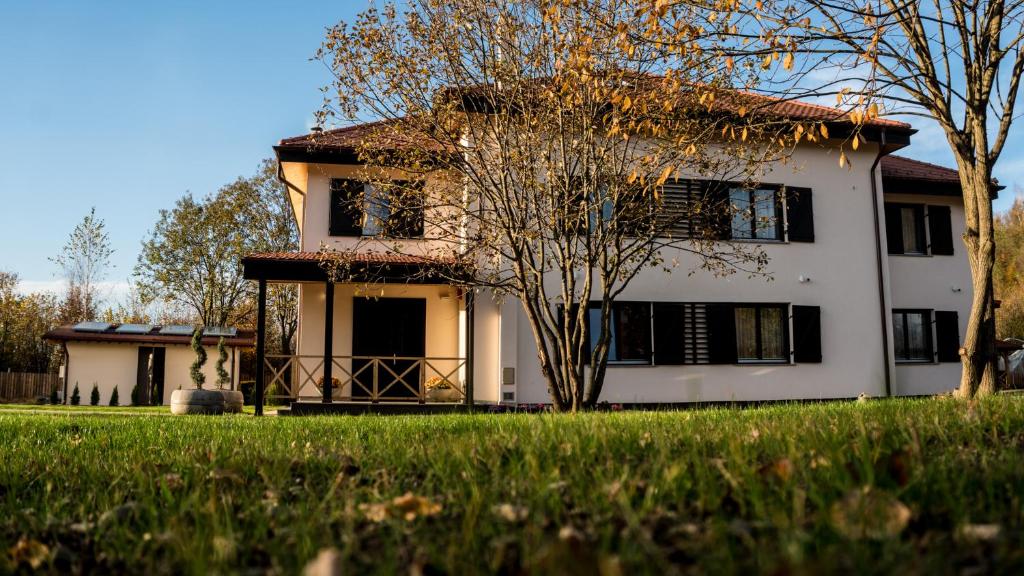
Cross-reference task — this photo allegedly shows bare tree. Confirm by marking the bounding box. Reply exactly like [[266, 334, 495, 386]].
[[638, 0, 1024, 396], [51, 207, 113, 323], [315, 0, 799, 410]]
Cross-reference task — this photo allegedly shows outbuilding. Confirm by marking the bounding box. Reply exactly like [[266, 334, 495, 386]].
[[44, 322, 254, 406]]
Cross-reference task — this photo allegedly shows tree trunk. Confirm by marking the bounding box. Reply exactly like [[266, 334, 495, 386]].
[[958, 172, 999, 397]]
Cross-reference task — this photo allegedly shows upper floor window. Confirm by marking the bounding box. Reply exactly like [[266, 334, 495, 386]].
[[730, 187, 782, 241], [329, 179, 424, 238], [884, 203, 954, 256]]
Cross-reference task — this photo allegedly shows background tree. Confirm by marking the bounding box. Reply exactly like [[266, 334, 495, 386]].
[[135, 161, 299, 352], [641, 0, 1024, 396], [51, 207, 113, 323], [995, 194, 1024, 338], [317, 0, 790, 410], [0, 271, 60, 373]]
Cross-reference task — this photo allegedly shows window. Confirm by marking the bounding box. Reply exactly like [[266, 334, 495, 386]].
[[329, 179, 424, 238], [884, 203, 928, 255], [587, 302, 652, 364], [893, 310, 933, 362], [733, 304, 788, 362], [730, 187, 782, 240]]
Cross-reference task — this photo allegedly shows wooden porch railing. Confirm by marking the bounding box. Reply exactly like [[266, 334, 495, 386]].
[[261, 355, 468, 404]]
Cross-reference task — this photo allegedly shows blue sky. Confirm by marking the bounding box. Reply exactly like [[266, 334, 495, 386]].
[[1, 1, 1021, 299]]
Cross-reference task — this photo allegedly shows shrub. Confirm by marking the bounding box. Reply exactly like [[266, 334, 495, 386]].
[[215, 337, 230, 389], [49, 385, 59, 405], [131, 382, 141, 406], [89, 383, 100, 406], [70, 383, 80, 406], [109, 386, 119, 407], [190, 329, 207, 389]]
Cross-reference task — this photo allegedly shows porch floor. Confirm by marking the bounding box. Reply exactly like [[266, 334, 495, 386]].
[[279, 401, 492, 416]]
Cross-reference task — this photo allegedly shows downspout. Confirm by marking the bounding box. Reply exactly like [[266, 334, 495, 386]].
[[869, 129, 893, 397], [465, 289, 475, 408], [62, 343, 70, 405]]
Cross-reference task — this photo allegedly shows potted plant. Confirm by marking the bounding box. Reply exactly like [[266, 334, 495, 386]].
[[425, 376, 460, 403], [315, 376, 343, 400], [214, 337, 244, 413], [170, 328, 226, 415]]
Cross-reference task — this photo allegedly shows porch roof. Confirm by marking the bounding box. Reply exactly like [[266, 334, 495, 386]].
[[241, 251, 459, 283]]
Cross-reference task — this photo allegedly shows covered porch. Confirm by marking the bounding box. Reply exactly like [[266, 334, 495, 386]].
[[242, 251, 477, 415]]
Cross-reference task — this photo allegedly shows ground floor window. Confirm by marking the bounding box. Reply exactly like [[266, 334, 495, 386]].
[[734, 304, 788, 362], [588, 302, 652, 364], [893, 309, 933, 362]]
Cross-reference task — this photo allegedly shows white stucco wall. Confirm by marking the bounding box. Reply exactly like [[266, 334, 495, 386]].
[[66, 342, 243, 406], [883, 193, 972, 396]]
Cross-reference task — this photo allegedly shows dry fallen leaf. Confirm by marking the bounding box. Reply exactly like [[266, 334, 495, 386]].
[[493, 503, 529, 523], [8, 537, 50, 570], [956, 523, 1002, 542], [303, 547, 344, 576], [830, 487, 911, 540]]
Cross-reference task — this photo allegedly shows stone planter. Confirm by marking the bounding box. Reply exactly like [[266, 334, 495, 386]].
[[426, 388, 460, 403], [218, 390, 244, 413], [170, 389, 226, 415]]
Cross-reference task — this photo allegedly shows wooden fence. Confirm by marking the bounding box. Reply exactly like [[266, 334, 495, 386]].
[[0, 372, 62, 401]]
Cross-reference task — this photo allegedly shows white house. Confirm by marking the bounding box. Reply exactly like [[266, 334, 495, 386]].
[[242, 97, 991, 413], [45, 323, 253, 405]]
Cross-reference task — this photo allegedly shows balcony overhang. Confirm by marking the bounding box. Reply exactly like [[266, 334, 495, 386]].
[[242, 251, 460, 284]]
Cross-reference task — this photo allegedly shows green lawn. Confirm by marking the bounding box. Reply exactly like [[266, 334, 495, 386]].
[[2, 398, 1023, 574]]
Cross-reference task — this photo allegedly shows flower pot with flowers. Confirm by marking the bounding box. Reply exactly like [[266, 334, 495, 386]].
[[425, 376, 460, 402]]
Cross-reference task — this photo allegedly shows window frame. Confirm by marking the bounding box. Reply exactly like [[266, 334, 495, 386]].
[[729, 186, 784, 242], [329, 179, 425, 239], [892, 308, 934, 363], [885, 202, 929, 256], [586, 301, 653, 365], [733, 303, 790, 364]]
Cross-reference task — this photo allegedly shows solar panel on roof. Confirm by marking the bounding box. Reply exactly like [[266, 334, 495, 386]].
[[158, 325, 195, 336], [72, 321, 112, 333], [203, 326, 238, 337], [115, 323, 154, 335]]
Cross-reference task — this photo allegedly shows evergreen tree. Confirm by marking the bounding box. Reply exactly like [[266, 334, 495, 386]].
[[49, 385, 58, 405], [89, 383, 99, 406], [215, 337, 230, 389], [109, 386, 119, 407], [190, 328, 207, 388], [130, 382, 141, 406], [70, 382, 80, 405]]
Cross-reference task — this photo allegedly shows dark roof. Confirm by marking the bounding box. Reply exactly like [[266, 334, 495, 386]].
[[276, 86, 914, 164], [242, 251, 460, 283], [44, 325, 255, 347], [880, 155, 1002, 197]]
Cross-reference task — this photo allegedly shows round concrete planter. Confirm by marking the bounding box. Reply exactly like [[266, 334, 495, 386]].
[[170, 389, 226, 415], [218, 390, 244, 413]]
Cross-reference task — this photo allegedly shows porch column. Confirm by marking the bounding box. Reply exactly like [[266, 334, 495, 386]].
[[465, 289, 475, 407], [322, 281, 334, 403], [255, 278, 267, 416]]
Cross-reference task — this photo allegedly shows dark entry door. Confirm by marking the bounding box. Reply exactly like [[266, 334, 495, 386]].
[[352, 297, 426, 400], [136, 347, 166, 405]]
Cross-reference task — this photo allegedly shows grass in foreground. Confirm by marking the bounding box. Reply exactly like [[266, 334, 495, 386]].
[[1, 398, 1023, 574]]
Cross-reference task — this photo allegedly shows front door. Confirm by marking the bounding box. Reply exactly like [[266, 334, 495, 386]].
[[136, 347, 166, 405], [352, 297, 426, 400]]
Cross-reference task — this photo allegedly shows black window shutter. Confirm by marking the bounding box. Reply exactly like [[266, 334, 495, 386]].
[[935, 311, 960, 362], [785, 187, 814, 242], [792, 305, 822, 363], [329, 179, 364, 236], [884, 203, 904, 254], [928, 205, 955, 255], [653, 303, 687, 365], [697, 180, 733, 240], [706, 303, 738, 364]]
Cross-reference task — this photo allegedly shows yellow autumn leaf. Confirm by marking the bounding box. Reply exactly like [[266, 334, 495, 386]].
[[621, 96, 632, 112], [820, 124, 829, 139], [839, 150, 847, 168], [783, 52, 794, 70], [627, 169, 638, 184], [738, 105, 747, 117], [656, 165, 674, 186], [741, 127, 748, 141], [852, 134, 860, 150]]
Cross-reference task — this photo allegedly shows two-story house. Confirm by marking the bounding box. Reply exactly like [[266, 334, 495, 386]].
[[242, 99, 988, 413]]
